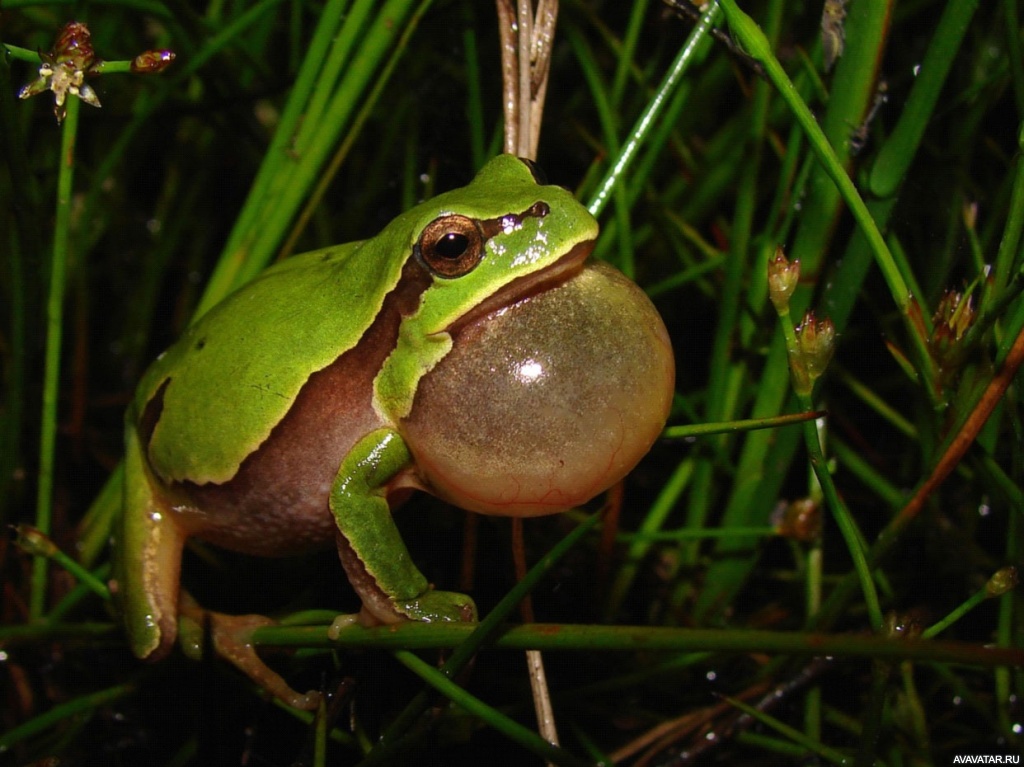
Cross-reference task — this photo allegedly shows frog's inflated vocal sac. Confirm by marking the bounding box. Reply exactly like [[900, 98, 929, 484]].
[[113, 155, 674, 709]]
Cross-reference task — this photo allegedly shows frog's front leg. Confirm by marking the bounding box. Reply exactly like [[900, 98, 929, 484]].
[[330, 428, 477, 628]]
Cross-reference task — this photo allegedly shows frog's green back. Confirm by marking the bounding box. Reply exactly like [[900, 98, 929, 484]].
[[137, 241, 378, 484]]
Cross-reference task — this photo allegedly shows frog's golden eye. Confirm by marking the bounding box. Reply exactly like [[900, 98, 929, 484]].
[[417, 214, 485, 278]]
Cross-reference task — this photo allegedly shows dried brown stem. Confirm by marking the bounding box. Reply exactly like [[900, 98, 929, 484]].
[[495, 0, 558, 159], [898, 325, 1024, 524]]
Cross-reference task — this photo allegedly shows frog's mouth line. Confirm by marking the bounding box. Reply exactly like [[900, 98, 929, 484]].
[[446, 238, 594, 335]]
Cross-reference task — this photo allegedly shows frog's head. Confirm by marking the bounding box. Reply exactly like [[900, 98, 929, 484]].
[[379, 156, 675, 519], [406, 155, 598, 333], [374, 155, 600, 419]]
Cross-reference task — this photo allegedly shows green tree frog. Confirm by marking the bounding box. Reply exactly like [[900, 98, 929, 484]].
[[112, 155, 674, 709]]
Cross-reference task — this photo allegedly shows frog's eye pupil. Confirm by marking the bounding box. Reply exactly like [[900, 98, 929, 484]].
[[418, 214, 484, 278], [436, 232, 469, 259]]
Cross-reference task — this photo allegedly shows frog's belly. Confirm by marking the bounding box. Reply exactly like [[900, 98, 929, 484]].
[[168, 342, 391, 557], [174, 468, 343, 557]]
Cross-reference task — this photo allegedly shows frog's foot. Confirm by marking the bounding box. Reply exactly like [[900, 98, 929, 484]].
[[395, 589, 478, 624], [327, 611, 363, 640], [328, 591, 477, 640], [178, 594, 321, 711]]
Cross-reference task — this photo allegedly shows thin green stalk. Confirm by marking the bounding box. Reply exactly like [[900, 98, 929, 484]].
[[210, 0, 424, 298], [314, 696, 328, 767], [0, 44, 34, 528], [723, 695, 855, 765], [615, 526, 775, 542], [0, 682, 135, 752], [996, 512, 1020, 742], [77, 0, 291, 258], [800, 403, 883, 632], [569, 724, 614, 765], [1005, 0, 1024, 115], [829, 438, 905, 511], [1, 43, 45, 62], [804, 541, 823, 743], [802, 411, 826, 745], [855, 662, 891, 767], [899, 660, 930, 754], [268, 697, 359, 748], [358, 513, 600, 765], [963, 260, 1024, 361], [925, 565, 1019, 638], [392, 650, 590, 767], [609, 0, 650, 107], [256, 622, 1024, 667], [462, 25, 486, 169], [885, 234, 929, 331], [992, 122, 1024, 297], [586, 1, 720, 219], [975, 454, 1024, 511], [565, 26, 633, 275], [645, 254, 725, 297], [717, 0, 938, 401], [682, 0, 779, 580], [280, 0, 433, 257], [294, 0, 377, 151], [996, 288, 1024, 367], [47, 565, 110, 622], [216, 0, 352, 260], [0, 621, 117, 644], [76, 463, 122, 567], [605, 458, 693, 618], [835, 367, 917, 439], [32, 95, 79, 620], [15, 525, 110, 600], [734, 732, 815, 759], [868, 0, 981, 198], [662, 410, 822, 439], [920, 586, 989, 639], [288, 0, 302, 72], [563, 651, 713, 699], [771, 272, 883, 630]]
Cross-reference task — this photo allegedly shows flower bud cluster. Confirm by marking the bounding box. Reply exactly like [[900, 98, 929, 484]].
[[929, 289, 976, 380], [768, 248, 836, 396], [18, 21, 175, 123]]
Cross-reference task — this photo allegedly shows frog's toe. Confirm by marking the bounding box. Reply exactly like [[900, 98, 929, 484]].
[[327, 612, 362, 640], [397, 590, 478, 623], [180, 598, 320, 711], [211, 612, 322, 710]]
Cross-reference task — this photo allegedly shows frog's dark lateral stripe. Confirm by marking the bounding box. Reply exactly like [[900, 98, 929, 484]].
[[138, 379, 169, 451], [476, 200, 551, 240], [148, 258, 435, 554]]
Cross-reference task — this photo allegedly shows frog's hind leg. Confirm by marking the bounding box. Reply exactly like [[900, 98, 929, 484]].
[[113, 421, 187, 662], [118, 422, 321, 710], [176, 595, 321, 711]]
